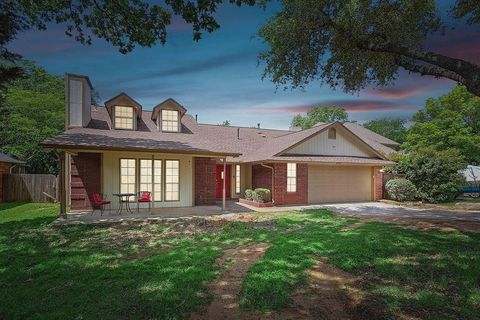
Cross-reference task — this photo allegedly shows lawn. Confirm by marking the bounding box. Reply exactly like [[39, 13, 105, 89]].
[[1, 203, 479, 319]]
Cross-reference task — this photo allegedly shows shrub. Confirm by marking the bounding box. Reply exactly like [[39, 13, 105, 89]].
[[391, 148, 466, 203], [253, 188, 272, 203], [385, 178, 417, 202], [244, 189, 254, 201]]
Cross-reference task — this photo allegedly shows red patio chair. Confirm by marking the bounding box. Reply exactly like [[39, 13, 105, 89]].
[[92, 192, 111, 215], [137, 191, 152, 212]]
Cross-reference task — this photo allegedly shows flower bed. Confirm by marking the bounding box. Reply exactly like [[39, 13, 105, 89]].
[[239, 198, 273, 207]]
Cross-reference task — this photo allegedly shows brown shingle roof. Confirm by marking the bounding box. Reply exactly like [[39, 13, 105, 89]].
[[42, 107, 398, 163]]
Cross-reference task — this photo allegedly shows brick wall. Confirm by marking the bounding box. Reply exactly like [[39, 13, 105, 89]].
[[0, 162, 12, 202], [252, 164, 272, 190], [70, 153, 101, 210], [374, 167, 383, 200], [194, 157, 217, 205], [252, 163, 308, 205]]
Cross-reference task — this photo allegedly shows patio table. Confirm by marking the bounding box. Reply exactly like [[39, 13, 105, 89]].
[[112, 193, 135, 214]]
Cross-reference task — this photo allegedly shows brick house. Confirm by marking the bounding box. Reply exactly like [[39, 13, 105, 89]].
[[0, 153, 25, 202], [42, 74, 397, 212]]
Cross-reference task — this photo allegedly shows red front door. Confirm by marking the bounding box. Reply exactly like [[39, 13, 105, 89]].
[[216, 164, 231, 198]]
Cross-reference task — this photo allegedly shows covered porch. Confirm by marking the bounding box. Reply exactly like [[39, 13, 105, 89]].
[[56, 200, 253, 224], [57, 149, 240, 219]]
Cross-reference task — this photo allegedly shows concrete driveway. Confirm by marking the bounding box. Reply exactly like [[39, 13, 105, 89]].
[[319, 202, 480, 222]]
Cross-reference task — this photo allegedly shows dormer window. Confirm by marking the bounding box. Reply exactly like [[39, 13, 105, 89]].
[[161, 109, 179, 132], [105, 92, 142, 131], [114, 106, 134, 130], [328, 128, 336, 140], [151, 98, 187, 133]]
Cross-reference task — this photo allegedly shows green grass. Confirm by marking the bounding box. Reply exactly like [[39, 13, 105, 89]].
[[0, 202, 58, 223], [1, 203, 479, 319]]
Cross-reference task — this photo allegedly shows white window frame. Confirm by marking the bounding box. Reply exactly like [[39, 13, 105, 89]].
[[235, 164, 241, 194], [139, 159, 163, 202], [120, 159, 136, 196], [161, 110, 179, 132], [165, 160, 180, 201], [287, 163, 297, 193], [153, 160, 162, 202], [114, 106, 134, 130]]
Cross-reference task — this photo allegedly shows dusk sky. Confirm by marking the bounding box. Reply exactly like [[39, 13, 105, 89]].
[[8, 1, 480, 129]]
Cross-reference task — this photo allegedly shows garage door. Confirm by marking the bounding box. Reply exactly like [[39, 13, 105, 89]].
[[308, 166, 372, 203]]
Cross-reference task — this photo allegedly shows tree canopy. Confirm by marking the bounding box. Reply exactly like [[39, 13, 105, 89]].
[[291, 106, 348, 129], [403, 85, 480, 164], [0, 61, 64, 174], [363, 118, 407, 144], [258, 0, 480, 97], [0, 0, 260, 90]]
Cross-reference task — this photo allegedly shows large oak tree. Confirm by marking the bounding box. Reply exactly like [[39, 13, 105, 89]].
[[258, 0, 480, 97], [0, 0, 259, 90]]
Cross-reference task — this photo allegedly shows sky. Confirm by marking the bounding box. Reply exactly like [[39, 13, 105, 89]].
[[7, 1, 480, 129]]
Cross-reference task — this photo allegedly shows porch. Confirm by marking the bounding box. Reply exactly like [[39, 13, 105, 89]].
[[55, 201, 253, 224]]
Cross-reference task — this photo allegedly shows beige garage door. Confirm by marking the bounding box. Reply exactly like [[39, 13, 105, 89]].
[[308, 166, 372, 203]]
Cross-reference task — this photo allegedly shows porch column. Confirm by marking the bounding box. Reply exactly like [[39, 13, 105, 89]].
[[58, 150, 67, 218], [222, 158, 226, 211]]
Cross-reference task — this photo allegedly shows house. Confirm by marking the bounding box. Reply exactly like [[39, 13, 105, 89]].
[[0, 152, 25, 202], [42, 74, 397, 213]]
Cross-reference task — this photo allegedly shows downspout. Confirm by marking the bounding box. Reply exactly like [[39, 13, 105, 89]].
[[260, 163, 275, 204]]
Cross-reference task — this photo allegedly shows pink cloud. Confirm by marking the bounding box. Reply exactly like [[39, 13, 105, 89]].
[[253, 100, 419, 114], [364, 87, 430, 99]]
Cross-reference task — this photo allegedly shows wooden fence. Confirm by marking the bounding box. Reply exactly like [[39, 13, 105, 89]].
[[2, 174, 57, 202]]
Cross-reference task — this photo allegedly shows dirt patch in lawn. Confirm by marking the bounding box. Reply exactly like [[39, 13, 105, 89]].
[[268, 256, 378, 320], [193, 247, 378, 320], [191, 243, 270, 320]]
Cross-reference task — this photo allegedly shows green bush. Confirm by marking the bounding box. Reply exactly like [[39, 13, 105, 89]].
[[385, 178, 417, 202], [244, 189, 254, 201], [253, 188, 272, 203], [392, 148, 466, 203]]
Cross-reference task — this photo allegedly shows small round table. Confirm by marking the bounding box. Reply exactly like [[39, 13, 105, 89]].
[[112, 193, 135, 214]]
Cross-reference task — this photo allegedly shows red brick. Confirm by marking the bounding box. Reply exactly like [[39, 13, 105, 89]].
[[70, 153, 101, 210], [374, 167, 383, 200], [194, 157, 217, 205], [252, 163, 308, 206]]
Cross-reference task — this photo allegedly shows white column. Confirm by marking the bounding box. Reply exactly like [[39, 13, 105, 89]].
[[222, 158, 226, 211]]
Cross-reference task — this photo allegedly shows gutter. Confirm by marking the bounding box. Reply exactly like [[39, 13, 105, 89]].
[[260, 162, 275, 204]]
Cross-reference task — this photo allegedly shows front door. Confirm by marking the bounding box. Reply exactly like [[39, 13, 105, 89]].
[[216, 164, 231, 198]]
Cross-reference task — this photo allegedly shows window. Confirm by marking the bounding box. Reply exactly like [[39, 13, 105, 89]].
[[120, 159, 136, 194], [140, 159, 153, 194], [328, 127, 336, 139], [165, 160, 180, 201], [153, 160, 162, 201], [161, 110, 179, 132], [287, 163, 297, 192], [235, 164, 241, 194], [114, 106, 134, 129]]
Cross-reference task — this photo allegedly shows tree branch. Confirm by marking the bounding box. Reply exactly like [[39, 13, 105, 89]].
[[394, 56, 466, 83]]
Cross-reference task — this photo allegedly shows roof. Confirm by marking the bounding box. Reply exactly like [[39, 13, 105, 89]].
[[42, 106, 398, 163], [343, 122, 400, 146], [0, 152, 25, 164]]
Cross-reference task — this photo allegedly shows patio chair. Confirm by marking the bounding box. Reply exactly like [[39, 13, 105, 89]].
[[92, 192, 111, 216], [136, 191, 152, 213]]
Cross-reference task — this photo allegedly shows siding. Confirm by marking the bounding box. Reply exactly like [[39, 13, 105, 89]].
[[102, 150, 194, 208], [285, 126, 376, 157]]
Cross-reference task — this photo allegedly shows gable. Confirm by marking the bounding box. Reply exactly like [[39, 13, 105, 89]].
[[282, 125, 378, 157]]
